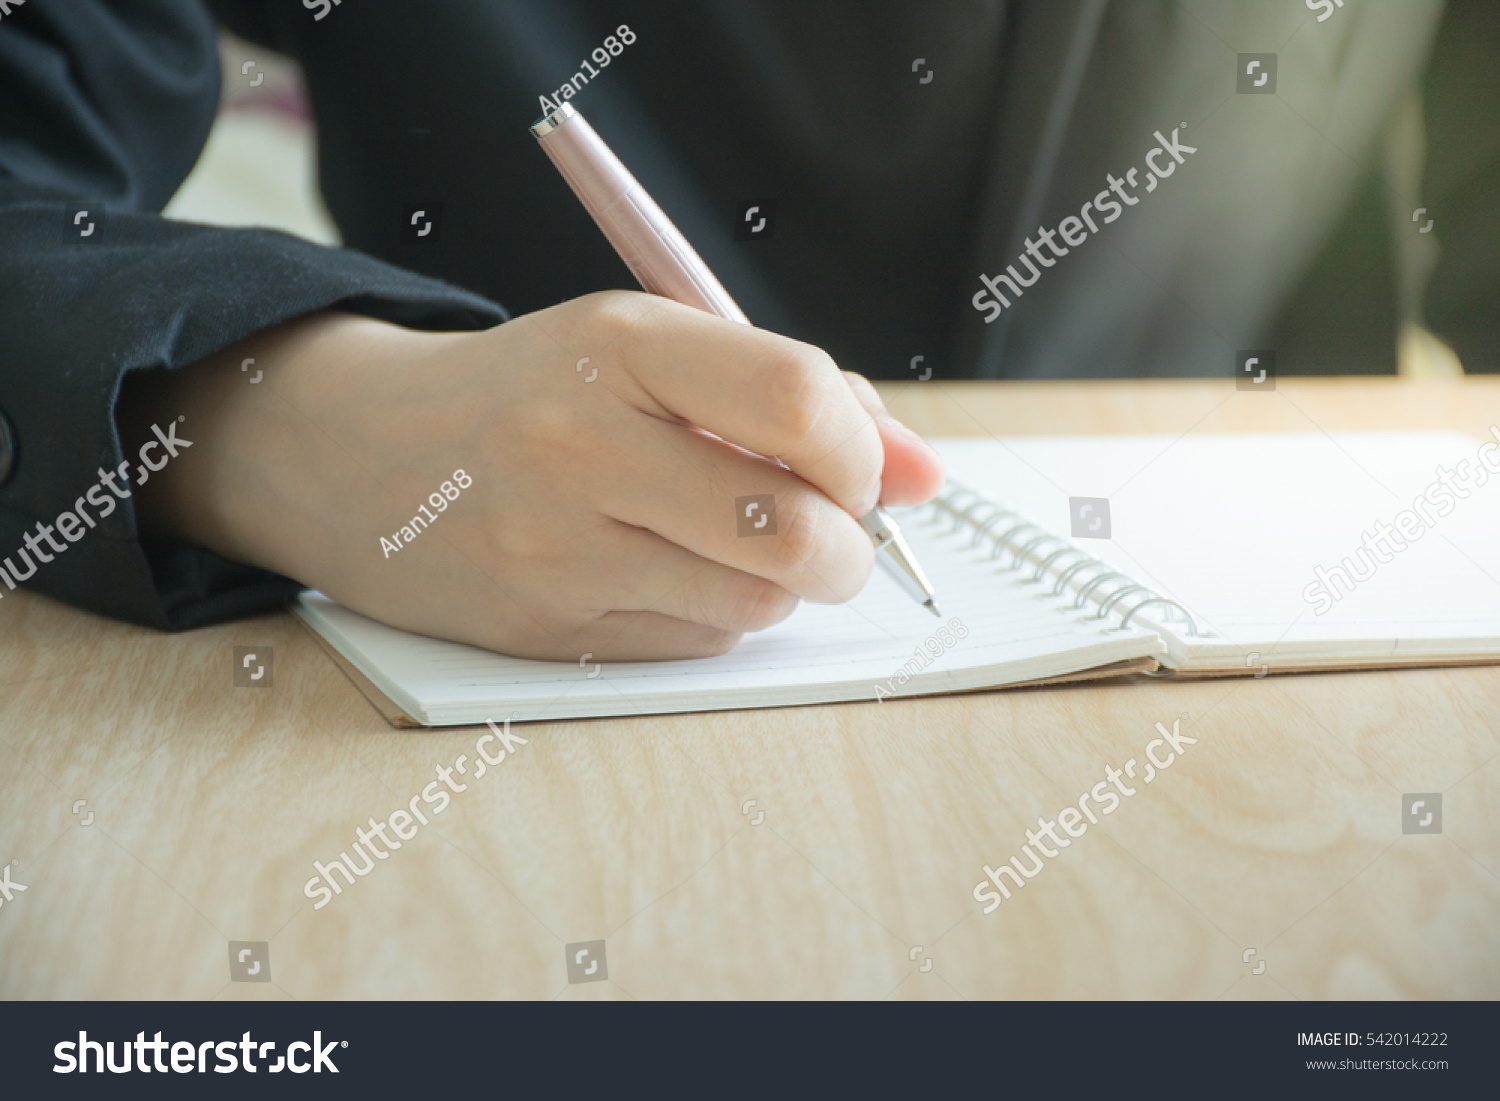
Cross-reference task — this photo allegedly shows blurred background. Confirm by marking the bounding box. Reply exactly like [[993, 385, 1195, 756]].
[[163, 32, 339, 247], [169, 17, 1479, 382]]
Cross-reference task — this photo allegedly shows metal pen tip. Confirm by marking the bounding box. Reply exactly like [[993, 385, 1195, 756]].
[[861, 507, 940, 619]]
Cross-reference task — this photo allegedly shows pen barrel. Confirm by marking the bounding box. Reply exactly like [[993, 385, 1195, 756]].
[[533, 106, 748, 324]]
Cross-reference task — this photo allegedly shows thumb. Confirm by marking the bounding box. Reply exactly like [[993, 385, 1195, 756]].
[[841, 371, 945, 507]]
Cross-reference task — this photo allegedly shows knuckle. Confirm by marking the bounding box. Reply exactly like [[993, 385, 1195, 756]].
[[580, 289, 656, 350], [771, 499, 872, 602], [768, 494, 828, 577], [512, 397, 583, 459], [851, 462, 883, 514], [764, 346, 836, 441], [489, 514, 559, 569]]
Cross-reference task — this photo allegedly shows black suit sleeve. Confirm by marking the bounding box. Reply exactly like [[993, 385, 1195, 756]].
[[0, 0, 504, 631]]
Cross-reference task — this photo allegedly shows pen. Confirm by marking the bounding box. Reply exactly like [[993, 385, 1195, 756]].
[[530, 102, 940, 617]]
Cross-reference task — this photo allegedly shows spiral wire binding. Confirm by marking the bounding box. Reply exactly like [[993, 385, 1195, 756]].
[[918, 478, 1204, 638]]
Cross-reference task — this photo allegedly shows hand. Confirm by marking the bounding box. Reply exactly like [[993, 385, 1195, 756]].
[[122, 291, 945, 660]]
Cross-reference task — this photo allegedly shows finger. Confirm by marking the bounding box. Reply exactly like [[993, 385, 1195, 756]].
[[841, 372, 946, 506], [565, 610, 743, 662], [597, 410, 875, 604], [602, 295, 886, 517], [606, 522, 801, 632]]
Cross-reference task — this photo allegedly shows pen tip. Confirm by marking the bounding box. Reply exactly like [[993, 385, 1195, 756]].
[[925, 600, 941, 618]]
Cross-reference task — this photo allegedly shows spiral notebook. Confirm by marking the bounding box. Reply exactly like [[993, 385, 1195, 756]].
[[295, 431, 1500, 726]]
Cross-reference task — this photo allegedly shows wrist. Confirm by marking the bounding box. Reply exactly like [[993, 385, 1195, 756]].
[[117, 312, 442, 579]]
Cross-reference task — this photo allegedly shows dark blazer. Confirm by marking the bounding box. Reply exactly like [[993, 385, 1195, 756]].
[[1, 1, 1496, 631]]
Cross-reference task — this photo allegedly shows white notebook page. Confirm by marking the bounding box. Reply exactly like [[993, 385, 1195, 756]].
[[935, 433, 1500, 667], [296, 503, 1160, 724]]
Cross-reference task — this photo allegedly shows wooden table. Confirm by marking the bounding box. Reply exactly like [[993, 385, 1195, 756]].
[[3, 379, 1498, 1000]]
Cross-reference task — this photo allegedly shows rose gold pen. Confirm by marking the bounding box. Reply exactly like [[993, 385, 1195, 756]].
[[530, 102, 940, 617]]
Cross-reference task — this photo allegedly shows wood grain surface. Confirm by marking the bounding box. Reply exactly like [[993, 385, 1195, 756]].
[[2, 378, 1497, 1000]]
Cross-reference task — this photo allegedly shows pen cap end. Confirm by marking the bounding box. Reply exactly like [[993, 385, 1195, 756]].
[[530, 102, 578, 138]]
